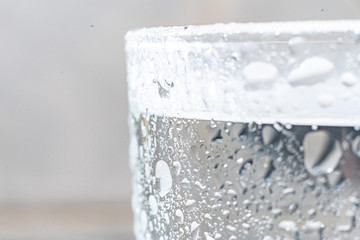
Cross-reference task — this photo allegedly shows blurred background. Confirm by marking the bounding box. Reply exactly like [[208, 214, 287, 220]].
[[0, 0, 359, 239]]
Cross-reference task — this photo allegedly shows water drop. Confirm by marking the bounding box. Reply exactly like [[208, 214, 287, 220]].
[[336, 210, 355, 232], [164, 212, 170, 224], [195, 181, 206, 190], [214, 233, 222, 239], [175, 209, 184, 223], [204, 232, 215, 240], [257, 155, 274, 179], [308, 208, 317, 218], [186, 199, 196, 212], [288, 37, 305, 49], [155, 160, 172, 197], [317, 93, 334, 108], [349, 195, 360, 207], [243, 61, 279, 86], [279, 220, 298, 233], [182, 178, 190, 186], [288, 57, 334, 86], [288, 202, 298, 214], [239, 158, 253, 175], [263, 236, 274, 240], [303, 130, 342, 176], [204, 213, 212, 220], [191, 221, 200, 240], [173, 161, 181, 176], [148, 195, 158, 215], [341, 72, 359, 86], [226, 225, 236, 232], [262, 126, 279, 145], [282, 187, 296, 198], [223, 210, 230, 216], [302, 221, 324, 239], [242, 223, 251, 229], [327, 170, 345, 187], [271, 208, 282, 218], [211, 129, 223, 144], [311, 125, 318, 131]]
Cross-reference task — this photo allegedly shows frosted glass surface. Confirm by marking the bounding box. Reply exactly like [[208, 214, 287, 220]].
[[126, 21, 360, 240]]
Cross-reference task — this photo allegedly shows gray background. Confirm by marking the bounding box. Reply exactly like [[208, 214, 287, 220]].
[[0, 0, 359, 239]]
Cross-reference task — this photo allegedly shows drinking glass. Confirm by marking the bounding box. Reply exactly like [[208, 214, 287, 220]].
[[125, 21, 360, 239]]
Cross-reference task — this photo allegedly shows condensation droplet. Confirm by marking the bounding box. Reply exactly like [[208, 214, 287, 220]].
[[148, 195, 158, 215], [173, 161, 181, 176], [211, 129, 223, 144], [204, 213, 212, 220], [204, 232, 215, 240], [175, 209, 184, 223], [288, 57, 334, 86], [214, 233, 222, 239], [303, 130, 342, 176], [282, 187, 296, 198], [317, 93, 334, 108], [195, 181, 206, 190], [302, 221, 324, 239], [155, 160, 173, 197], [263, 236, 274, 240], [226, 225, 237, 232], [341, 72, 359, 86], [327, 170, 345, 187], [279, 220, 298, 233], [262, 126, 279, 145], [243, 61, 279, 86], [288, 37, 305, 49], [257, 155, 274, 179], [336, 210, 355, 232], [186, 199, 196, 212], [191, 221, 200, 240]]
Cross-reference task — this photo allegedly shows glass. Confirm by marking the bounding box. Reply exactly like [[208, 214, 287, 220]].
[[125, 21, 360, 239]]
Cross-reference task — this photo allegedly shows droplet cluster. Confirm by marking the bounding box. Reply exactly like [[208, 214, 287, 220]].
[[131, 114, 360, 239]]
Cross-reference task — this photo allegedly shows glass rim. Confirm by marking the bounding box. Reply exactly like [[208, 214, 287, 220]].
[[125, 20, 360, 127], [126, 20, 360, 44]]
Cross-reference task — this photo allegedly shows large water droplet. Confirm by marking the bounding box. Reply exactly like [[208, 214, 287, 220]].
[[243, 61, 279, 87], [262, 126, 279, 145], [288, 57, 334, 86], [155, 160, 172, 197], [303, 130, 342, 176]]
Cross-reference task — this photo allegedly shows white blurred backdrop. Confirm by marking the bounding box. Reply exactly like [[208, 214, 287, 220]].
[[0, 0, 359, 239]]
